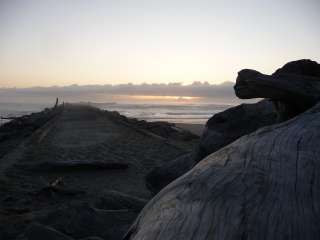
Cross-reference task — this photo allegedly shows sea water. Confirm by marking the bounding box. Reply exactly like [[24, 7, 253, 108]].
[[0, 102, 232, 125]]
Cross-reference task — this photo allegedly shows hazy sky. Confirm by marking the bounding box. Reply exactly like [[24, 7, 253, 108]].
[[0, 0, 319, 88]]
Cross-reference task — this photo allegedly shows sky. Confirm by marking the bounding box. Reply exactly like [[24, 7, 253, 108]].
[[0, 0, 319, 88]]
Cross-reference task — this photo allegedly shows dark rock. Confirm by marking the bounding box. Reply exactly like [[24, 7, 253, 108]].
[[106, 110, 198, 140], [22, 223, 74, 240], [0, 106, 62, 159], [17, 160, 128, 172], [40, 204, 137, 240], [146, 100, 278, 194], [145, 154, 195, 194], [195, 99, 278, 161], [95, 190, 148, 212], [125, 103, 320, 240]]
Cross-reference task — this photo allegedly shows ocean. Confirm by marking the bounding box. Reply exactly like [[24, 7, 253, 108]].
[[0, 102, 232, 125]]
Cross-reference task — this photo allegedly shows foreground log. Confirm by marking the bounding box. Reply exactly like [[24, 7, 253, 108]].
[[125, 103, 320, 240]]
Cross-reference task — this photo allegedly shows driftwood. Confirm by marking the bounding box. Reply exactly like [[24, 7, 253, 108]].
[[234, 69, 320, 103], [124, 103, 320, 240], [234, 69, 320, 119]]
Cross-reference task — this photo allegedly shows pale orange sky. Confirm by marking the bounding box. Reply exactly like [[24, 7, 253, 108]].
[[0, 0, 319, 88]]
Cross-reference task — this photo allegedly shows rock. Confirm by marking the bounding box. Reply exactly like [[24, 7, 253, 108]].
[[106, 110, 198, 140], [234, 60, 320, 119], [145, 153, 195, 194], [79, 237, 104, 240], [17, 160, 128, 172], [39, 204, 137, 240], [145, 100, 278, 194], [22, 223, 74, 240], [95, 190, 148, 212], [124, 103, 320, 240]]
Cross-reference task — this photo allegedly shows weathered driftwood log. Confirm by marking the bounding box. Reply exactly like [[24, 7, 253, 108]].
[[234, 60, 320, 119], [272, 59, 320, 77], [145, 100, 278, 194], [124, 103, 320, 240], [235, 69, 320, 104]]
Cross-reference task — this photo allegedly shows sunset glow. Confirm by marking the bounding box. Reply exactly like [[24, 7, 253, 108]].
[[112, 95, 202, 103], [1, 0, 319, 88]]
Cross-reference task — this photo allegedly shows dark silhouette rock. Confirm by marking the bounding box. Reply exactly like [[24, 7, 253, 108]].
[[146, 100, 278, 194], [95, 190, 148, 212], [107, 111, 198, 141], [145, 153, 195, 194], [17, 160, 128, 172], [195, 99, 278, 161], [125, 103, 320, 240]]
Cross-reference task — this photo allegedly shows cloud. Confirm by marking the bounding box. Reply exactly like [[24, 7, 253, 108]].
[[0, 81, 237, 104]]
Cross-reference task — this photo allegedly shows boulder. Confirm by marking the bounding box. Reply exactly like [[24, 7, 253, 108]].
[[145, 154, 195, 194], [145, 100, 278, 194], [195, 99, 278, 161], [124, 103, 320, 240], [94, 190, 148, 212]]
